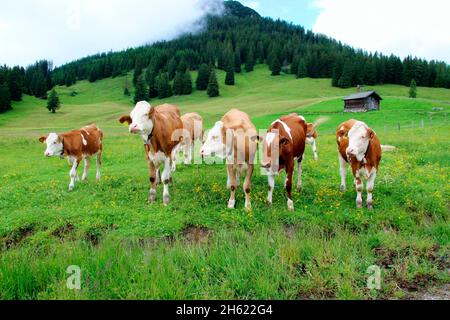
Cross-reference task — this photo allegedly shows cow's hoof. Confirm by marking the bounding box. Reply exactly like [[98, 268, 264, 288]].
[[96, 175, 101, 182], [163, 196, 170, 206], [297, 186, 302, 193], [367, 202, 374, 210], [340, 185, 346, 193], [314, 156, 318, 161], [267, 198, 272, 205], [68, 185, 75, 192], [148, 190, 157, 203], [245, 202, 252, 211], [287, 199, 294, 211], [356, 201, 363, 209], [227, 200, 236, 209]]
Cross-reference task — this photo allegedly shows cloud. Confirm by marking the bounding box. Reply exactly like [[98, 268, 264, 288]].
[[312, 0, 450, 63], [0, 0, 223, 67]]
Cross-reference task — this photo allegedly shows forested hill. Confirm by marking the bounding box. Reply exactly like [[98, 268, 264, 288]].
[[1, 0, 449, 113]]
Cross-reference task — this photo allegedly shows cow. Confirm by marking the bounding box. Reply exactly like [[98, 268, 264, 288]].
[[306, 123, 318, 161], [119, 101, 183, 206], [261, 113, 307, 211], [39, 124, 103, 191], [200, 109, 258, 210], [172, 112, 204, 171], [336, 119, 382, 210]]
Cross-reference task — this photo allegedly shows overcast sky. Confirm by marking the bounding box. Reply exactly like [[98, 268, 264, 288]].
[[1, 0, 449, 67]]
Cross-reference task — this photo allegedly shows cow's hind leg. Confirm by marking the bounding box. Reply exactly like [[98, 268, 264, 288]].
[[227, 165, 237, 209], [339, 154, 347, 192], [267, 174, 275, 205], [366, 170, 377, 210], [162, 157, 172, 206], [355, 177, 363, 209], [297, 156, 303, 193], [311, 139, 318, 161], [243, 165, 254, 211], [286, 161, 294, 211], [96, 152, 102, 181], [82, 157, 91, 181]]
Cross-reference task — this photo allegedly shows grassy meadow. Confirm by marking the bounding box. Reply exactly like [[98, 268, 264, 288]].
[[0, 65, 449, 299]]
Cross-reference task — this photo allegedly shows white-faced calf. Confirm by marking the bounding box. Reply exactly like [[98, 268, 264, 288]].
[[261, 113, 307, 211], [119, 101, 183, 206], [336, 119, 382, 210], [200, 109, 258, 210], [39, 124, 103, 191]]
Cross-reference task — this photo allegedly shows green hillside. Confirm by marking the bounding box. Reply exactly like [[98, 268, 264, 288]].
[[0, 65, 449, 300]]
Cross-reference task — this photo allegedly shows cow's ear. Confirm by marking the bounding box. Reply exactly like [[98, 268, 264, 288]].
[[280, 137, 289, 145], [148, 107, 155, 119], [119, 115, 132, 125], [39, 136, 47, 143], [368, 129, 375, 140]]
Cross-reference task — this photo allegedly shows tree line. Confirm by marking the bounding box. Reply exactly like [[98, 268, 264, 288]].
[[1, 1, 449, 113]]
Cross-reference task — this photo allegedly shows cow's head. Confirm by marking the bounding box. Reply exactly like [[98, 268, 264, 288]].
[[119, 101, 154, 139], [200, 121, 226, 158], [261, 121, 292, 173], [346, 122, 375, 162], [39, 133, 63, 157]]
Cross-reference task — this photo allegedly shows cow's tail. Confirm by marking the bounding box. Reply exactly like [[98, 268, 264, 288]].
[[312, 116, 330, 128], [381, 145, 396, 152]]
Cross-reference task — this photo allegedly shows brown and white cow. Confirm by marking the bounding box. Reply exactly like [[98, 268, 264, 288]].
[[39, 124, 103, 191], [306, 123, 318, 161], [172, 112, 204, 170], [261, 113, 307, 211], [336, 119, 382, 210], [119, 101, 183, 206], [200, 109, 258, 210]]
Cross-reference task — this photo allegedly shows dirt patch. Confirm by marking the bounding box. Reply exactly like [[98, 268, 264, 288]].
[[1, 225, 35, 250], [51, 223, 75, 241], [398, 274, 438, 292], [181, 225, 213, 244], [408, 285, 450, 300], [84, 224, 117, 246]]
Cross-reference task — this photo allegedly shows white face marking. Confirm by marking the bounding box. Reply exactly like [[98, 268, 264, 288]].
[[44, 133, 63, 157], [266, 132, 276, 145], [272, 120, 292, 140], [347, 121, 370, 162], [129, 101, 154, 138], [200, 121, 226, 158]]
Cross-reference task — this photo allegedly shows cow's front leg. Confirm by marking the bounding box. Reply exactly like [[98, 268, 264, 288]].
[[311, 139, 318, 161], [267, 174, 275, 205], [286, 162, 294, 211], [227, 165, 237, 209], [82, 157, 91, 181], [366, 170, 377, 210], [338, 154, 347, 192], [162, 157, 172, 206], [355, 177, 363, 209], [297, 156, 303, 193], [68, 157, 81, 191], [183, 142, 191, 165], [243, 164, 254, 211]]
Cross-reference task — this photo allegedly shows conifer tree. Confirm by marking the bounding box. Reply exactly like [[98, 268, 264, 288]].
[[145, 69, 158, 99], [245, 48, 255, 72], [297, 60, 307, 78], [225, 55, 235, 86], [134, 75, 148, 103], [182, 71, 193, 95], [207, 69, 220, 97], [234, 49, 242, 73], [338, 61, 354, 88], [157, 73, 172, 99], [173, 71, 184, 95], [196, 64, 210, 91], [409, 79, 417, 98], [46, 88, 61, 113], [0, 83, 12, 113]]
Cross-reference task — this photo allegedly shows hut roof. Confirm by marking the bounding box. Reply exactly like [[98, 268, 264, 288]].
[[344, 91, 382, 101]]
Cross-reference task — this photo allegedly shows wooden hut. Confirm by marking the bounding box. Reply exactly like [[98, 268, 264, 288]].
[[344, 91, 382, 113]]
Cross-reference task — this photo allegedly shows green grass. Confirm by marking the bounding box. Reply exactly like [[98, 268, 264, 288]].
[[0, 65, 449, 299]]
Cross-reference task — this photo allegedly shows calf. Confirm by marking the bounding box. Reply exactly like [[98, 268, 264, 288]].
[[200, 109, 258, 210], [172, 112, 203, 170], [119, 102, 183, 206], [39, 124, 103, 191], [262, 113, 307, 211], [336, 119, 382, 210], [306, 123, 318, 161]]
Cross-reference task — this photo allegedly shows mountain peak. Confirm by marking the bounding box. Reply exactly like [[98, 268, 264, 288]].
[[224, 1, 261, 18]]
